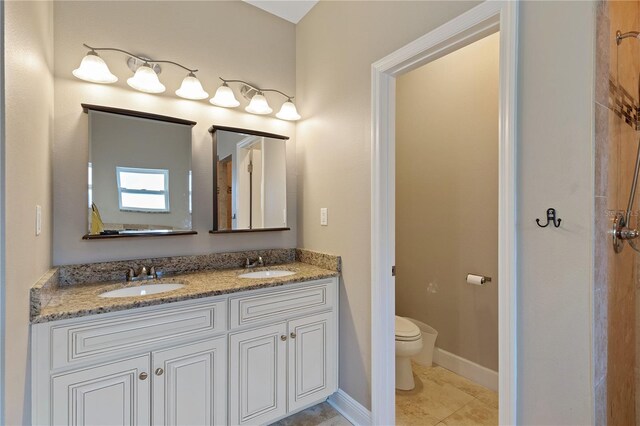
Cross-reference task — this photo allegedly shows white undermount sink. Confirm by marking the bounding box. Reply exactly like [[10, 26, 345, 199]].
[[99, 283, 184, 298], [238, 270, 296, 279]]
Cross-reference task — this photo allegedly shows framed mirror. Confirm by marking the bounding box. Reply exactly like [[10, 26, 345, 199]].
[[210, 125, 290, 233], [82, 104, 197, 239]]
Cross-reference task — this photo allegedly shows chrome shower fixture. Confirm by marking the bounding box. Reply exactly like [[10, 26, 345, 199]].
[[617, 30, 640, 45], [612, 30, 640, 253]]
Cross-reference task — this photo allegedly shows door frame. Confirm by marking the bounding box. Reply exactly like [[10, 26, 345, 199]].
[[370, 1, 518, 424]]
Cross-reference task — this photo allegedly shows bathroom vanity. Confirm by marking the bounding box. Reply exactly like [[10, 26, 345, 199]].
[[30, 255, 340, 426]]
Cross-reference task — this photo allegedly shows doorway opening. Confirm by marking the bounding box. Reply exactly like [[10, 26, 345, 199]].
[[370, 2, 518, 424], [394, 31, 500, 425]]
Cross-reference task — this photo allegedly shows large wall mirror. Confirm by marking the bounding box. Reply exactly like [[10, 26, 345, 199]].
[[83, 104, 197, 239], [210, 126, 289, 233]]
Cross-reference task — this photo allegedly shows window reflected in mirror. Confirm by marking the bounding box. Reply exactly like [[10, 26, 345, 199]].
[[83, 104, 196, 238]]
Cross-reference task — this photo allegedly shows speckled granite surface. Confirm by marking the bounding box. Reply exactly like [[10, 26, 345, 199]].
[[296, 248, 342, 272], [31, 262, 338, 324], [30, 269, 59, 320], [58, 248, 297, 286]]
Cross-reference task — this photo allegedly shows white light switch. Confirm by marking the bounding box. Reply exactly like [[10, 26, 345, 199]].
[[320, 208, 328, 226], [36, 205, 42, 236]]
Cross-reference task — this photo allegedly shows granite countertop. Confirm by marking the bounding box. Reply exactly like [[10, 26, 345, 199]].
[[31, 262, 338, 324]]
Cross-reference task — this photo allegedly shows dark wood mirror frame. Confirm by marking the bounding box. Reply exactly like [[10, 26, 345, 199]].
[[209, 125, 291, 234], [82, 104, 198, 240]]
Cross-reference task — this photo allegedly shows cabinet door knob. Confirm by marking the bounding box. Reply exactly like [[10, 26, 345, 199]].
[[155, 368, 164, 376], [280, 335, 287, 341], [290, 332, 297, 339], [139, 372, 148, 380]]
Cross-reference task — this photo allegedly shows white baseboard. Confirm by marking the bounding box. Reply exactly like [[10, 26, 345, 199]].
[[327, 389, 372, 426], [432, 347, 498, 392]]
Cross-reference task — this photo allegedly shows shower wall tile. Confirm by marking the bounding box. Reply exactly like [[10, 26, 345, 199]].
[[596, 10, 610, 107], [595, 377, 607, 426], [596, 1, 638, 424], [595, 104, 619, 199]]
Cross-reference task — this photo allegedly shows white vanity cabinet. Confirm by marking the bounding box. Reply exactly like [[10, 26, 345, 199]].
[[51, 354, 151, 426], [32, 277, 338, 426]]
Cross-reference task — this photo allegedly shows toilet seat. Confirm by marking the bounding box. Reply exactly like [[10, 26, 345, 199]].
[[395, 316, 421, 341]]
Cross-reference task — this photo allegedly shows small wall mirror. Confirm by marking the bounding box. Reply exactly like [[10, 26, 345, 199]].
[[83, 104, 197, 239], [210, 126, 289, 233]]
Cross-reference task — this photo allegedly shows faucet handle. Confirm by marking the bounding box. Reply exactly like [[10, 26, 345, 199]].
[[139, 266, 147, 277], [258, 256, 265, 266]]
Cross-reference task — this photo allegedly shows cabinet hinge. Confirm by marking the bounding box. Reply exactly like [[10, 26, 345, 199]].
[[392, 266, 396, 277]]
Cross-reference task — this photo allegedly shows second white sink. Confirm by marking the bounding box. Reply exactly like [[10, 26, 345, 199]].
[[99, 283, 184, 298], [238, 270, 296, 279]]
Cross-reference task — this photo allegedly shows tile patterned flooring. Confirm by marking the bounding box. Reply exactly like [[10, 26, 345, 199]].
[[270, 402, 352, 426], [270, 363, 497, 426], [396, 363, 498, 426]]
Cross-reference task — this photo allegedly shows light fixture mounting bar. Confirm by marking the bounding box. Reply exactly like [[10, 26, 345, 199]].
[[219, 77, 294, 100], [83, 43, 198, 73]]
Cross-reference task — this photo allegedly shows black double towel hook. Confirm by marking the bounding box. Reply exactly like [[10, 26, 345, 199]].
[[536, 208, 561, 228]]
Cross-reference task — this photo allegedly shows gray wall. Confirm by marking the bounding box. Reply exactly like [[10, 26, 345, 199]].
[[53, 1, 297, 265], [4, 1, 54, 423], [296, 1, 596, 423], [395, 32, 499, 371], [295, 0, 485, 411]]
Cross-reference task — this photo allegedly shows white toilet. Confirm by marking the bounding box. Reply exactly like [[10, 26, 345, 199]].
[[395, 316, 423, 390]]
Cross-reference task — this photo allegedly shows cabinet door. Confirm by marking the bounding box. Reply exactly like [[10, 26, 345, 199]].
[[229, 323, 287, 425], [52, 355, 151, 426], [152, 337, 227, 426], [288, 312, 337, 412]]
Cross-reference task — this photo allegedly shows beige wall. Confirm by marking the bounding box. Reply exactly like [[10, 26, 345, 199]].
[[517, 2, 595, 423], [53, 1, 297, 265], [395, 32, 499, 371], [297, 1, 596, 423], [296, 0, 482, 410], [4, 1, 54, 424]]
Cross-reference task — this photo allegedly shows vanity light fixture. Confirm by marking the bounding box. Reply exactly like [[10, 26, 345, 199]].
[[72, 49, 118, 84], [245, 93, 273, 115], [276, 99, 301, 121], [210, 81, 240, 107], [127, 62, 166, 94], [175, 72, 209, 100], [212, 78, 301, 121], [73, 44, 206, 99]]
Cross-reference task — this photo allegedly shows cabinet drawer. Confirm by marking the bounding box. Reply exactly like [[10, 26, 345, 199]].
[[50, 300, 226, 370], [229, 280, 334, 329]]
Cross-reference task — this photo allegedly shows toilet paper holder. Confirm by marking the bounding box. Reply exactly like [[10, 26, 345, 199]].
[[466, 274, 492, 285]]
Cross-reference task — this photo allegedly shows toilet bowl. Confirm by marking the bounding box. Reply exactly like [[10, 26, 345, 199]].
[[395, 316, 423, 390]]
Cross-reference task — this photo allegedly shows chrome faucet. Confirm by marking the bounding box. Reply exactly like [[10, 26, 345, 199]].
[[126, 266, 158, 282], [245, 256, 265, 268]]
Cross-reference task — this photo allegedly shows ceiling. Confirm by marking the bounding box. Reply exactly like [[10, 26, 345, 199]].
[[243, 0, 319, 24]]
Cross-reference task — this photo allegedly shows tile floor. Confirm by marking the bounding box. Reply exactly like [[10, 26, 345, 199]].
[[396, 363, 498, 426], [269, 401, 352, 426], [270, 363, 497, 426]]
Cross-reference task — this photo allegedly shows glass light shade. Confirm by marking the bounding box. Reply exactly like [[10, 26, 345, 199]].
[[127, 64, 165, 94], [175, 73, 209, 100], [72, 52, 118, 84], [210, 84, 240, 107], [245, 93, 273, 115], [276, 100, 301, 121]]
